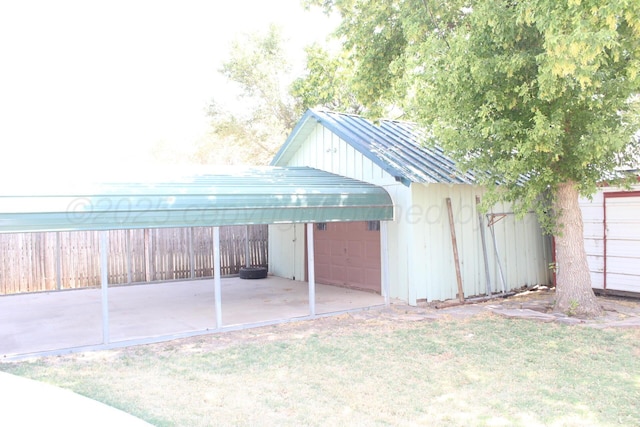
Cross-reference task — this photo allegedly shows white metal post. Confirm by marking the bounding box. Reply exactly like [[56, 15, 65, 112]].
[[380, 221, 390, 306], [213, 226, 222, 328], [189, 227, 195, 279], [99, 231, 110, 344], [306, 223, 316, 316]]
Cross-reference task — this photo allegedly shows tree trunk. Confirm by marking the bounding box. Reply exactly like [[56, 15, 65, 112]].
[[553, 181, 603, 317]]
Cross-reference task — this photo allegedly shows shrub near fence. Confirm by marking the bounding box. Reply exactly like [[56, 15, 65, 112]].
[[0, 225, 268, 295]]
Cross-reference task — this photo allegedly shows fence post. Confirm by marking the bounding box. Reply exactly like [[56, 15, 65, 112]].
[[189, 227, 195, 279], [100, 231, 110, 344], [144, 229, 151, 282], [55, 232, 62, 291], [126, 229, 133, 284]]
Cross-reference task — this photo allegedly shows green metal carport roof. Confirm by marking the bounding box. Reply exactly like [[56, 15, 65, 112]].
[[0, 166, 393, 233]]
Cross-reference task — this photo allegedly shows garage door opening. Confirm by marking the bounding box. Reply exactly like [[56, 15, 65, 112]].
[[311, 221, 382, 293]]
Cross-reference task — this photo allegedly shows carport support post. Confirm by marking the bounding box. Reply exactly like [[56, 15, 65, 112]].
[[306, 223, 316, 317], [99, 230, 110, 345], [213, 226, 223, 328], [380, 221, 390, 306]]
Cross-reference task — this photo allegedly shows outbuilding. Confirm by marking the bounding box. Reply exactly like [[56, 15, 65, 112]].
[[580, 179, 640, 295], [270, 109, 553, 304]]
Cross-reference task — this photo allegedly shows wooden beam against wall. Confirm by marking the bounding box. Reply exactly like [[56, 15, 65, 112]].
[[446, 198, 465, 303]]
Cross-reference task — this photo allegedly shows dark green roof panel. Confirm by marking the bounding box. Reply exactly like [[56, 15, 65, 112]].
[[0, 167, 393, 233]]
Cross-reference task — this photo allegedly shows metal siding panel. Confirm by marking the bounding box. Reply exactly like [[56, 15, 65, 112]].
[[301, 133, 312, 166], [605, 193, 640, 293], [586, 254, 604, 272], [362, 158, 372, 181], [606, 254, 640, 275], [591, 271, 605, 289], [354, 145, 364, 180], [408, 185, 429, 301], [284, 117, 398, 187], [383, 184, 411, 302], [415, 184, 457, 301], [579, 204, 603, 222], [582, 220, 604, 239], [345, 143, 356, 181], [338, 138, 348, 177], [315, 125, 324, 169], [580, 193, 605, 292], [584, 237, 603, 256], [605, 273, 640, 292], [448, 185, 484, 298], [268, 224, 304, 281], [522, 214, 536, 284], [606, 239, 640, 258]]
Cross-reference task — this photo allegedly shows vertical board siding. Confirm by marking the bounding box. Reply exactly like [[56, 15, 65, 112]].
[[411, 184, 551, 302], [580, 191, 605, 288], [0, 225, 268, 295], [268, 223, 305, 281], [581, 185, 640, 293], [289, 123, 397, 186]]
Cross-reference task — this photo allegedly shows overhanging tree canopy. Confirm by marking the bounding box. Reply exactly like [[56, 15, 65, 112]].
[[307, 0, 640, 315]]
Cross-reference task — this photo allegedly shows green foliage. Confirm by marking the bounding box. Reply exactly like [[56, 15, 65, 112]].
[[197, 25, 302, 165], [567, 299, 580, 317], [309, 0, 640, 230], [291, 44, 364, 114], [218, 24, 300, 130]]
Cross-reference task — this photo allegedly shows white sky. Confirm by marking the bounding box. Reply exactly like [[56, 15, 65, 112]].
[[0, 0, 336, 177]]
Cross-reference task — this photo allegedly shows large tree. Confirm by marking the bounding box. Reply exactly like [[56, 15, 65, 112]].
[[309, 0, 640, 316], [291, 44, 365, 114], [194, 24, 302, 165]]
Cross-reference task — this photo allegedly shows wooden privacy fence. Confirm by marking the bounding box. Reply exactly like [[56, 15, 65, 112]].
[[0, 225, 268, 295]]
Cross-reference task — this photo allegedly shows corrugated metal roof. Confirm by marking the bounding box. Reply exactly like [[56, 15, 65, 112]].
[[272, 109, 475, 186], [0, 167, 393, 233]]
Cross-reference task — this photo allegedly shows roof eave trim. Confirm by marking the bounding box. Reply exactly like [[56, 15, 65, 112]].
[[270, 109, 316, 166]]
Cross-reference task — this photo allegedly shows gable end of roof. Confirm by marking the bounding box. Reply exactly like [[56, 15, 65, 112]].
[[272, 109, 475, 186]]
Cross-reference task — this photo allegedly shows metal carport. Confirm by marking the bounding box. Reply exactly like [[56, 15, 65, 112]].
[[0, 166, 393, 357]]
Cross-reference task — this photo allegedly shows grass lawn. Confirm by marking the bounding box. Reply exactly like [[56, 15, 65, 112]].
[[1, 312, 639, 426]]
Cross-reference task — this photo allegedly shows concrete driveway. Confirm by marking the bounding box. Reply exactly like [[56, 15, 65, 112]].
[[0, 371, 152, 426], [1, 276, 384, 358]]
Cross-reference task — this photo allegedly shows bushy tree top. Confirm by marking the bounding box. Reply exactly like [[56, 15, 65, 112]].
[[309, 0, 640, 228]]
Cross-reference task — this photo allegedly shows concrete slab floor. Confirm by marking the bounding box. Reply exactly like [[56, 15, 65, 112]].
[[0, 276, 384, 357]]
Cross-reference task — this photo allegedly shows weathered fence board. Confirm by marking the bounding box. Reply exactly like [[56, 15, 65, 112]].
[[0, 225, 268, 295]]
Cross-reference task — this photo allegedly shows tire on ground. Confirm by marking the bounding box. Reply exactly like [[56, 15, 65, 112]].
[[239, 266, 268, 279]]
